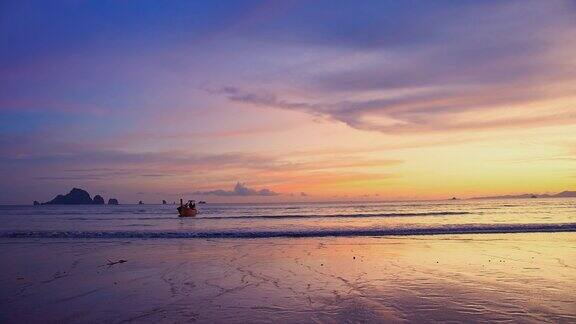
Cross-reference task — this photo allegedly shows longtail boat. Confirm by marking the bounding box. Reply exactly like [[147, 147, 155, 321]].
[[177, 199, 198, 217]]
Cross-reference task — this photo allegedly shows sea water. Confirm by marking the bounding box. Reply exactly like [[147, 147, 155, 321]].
[[1, 198, 575, 239]]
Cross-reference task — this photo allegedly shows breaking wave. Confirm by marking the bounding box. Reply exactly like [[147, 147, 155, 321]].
[[2, 223, 575, 239]]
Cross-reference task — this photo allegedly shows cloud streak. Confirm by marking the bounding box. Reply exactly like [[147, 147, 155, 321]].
[[216, 1, 576, 134]]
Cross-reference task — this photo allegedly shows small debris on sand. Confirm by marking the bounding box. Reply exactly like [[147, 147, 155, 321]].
[[104, 259, 127, 268]]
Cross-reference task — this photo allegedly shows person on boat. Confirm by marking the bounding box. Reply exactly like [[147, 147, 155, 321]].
[[177, 198, 198, 217]]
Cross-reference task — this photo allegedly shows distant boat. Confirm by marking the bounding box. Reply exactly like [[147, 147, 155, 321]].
[[177, 199, 198, 217]]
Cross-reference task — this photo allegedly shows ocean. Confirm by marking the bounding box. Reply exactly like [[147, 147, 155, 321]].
[[1, 198, 575, 239], [1, 198, 575, 323]]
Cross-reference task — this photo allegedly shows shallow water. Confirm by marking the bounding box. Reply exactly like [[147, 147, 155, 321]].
[[1, 198, 575, 238], [1, 234, 575, 323]]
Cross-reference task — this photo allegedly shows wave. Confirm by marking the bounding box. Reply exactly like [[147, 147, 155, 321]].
[[205, 211, 472, 220], [1, 223, 575, 239], [63, 211, 472, 221]]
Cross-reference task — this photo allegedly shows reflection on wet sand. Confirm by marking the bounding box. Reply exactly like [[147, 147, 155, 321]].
[[1, 233, 575, 323]]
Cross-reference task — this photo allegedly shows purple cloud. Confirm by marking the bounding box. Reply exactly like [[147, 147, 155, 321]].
[[215, 1, 576, 134], [194, 182, 279, 196]]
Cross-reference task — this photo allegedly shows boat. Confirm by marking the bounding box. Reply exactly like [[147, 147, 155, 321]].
[[178, 206, 197, 217], [177, 199, 198, 217]]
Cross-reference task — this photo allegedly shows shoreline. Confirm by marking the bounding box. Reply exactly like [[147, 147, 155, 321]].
[[2, 222, 576, 239]]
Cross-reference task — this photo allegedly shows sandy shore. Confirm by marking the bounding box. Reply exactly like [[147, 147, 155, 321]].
[[1, 233, 575, 323]]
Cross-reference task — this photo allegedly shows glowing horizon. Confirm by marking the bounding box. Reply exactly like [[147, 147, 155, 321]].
[[1, 0, 575, 204]]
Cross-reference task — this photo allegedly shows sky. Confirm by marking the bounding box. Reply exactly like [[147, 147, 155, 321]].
[[1, 0, 575, 204]]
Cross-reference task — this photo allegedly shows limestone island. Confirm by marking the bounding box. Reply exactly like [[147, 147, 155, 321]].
[[40, 188, 119, 205]]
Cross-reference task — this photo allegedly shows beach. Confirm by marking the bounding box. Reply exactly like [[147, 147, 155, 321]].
[[1, 233, 575, 323], [3, 1, 576, 322]]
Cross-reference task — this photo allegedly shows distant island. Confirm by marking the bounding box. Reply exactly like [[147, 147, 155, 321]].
[[40, 188, 120, 205], [34, 188, 574, 205], [471, 190, 576, 200]]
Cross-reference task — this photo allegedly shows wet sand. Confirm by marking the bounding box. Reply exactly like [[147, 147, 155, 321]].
[[1, 233, 575, 323]]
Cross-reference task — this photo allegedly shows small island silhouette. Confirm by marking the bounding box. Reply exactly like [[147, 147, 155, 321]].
[[35, 188, 575, 205], [471, 191, 576, 200], [40, 188, 120, 205]]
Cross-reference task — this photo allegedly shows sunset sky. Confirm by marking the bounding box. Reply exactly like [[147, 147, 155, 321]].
[[1, 0, 575, 204]]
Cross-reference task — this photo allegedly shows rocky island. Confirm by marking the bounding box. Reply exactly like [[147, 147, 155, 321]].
[[42, 188, 93, 205], [40, 188, 120, 205], [93, 195, 105, 205]]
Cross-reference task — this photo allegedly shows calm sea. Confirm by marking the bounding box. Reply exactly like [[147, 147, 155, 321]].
[[1, 199, 575, 239]]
